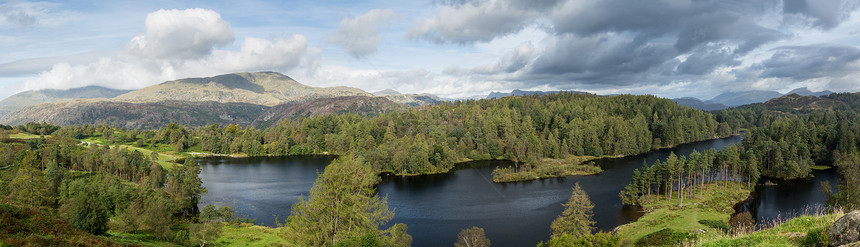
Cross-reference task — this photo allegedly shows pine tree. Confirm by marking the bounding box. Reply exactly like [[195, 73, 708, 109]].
[[551, 183, 596, 239]]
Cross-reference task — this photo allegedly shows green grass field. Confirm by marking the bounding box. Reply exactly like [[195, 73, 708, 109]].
[[7, 132, 44, 140], [614, 182, 752, 245], [215, 223, 290, 246], [694, 211, 842, 246]]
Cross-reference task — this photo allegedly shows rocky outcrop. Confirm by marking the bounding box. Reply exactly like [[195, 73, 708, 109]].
[[828, 211, 860, 246]]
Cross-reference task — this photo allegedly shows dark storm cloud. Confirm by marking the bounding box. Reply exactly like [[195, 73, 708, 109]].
[[416, 0, 859, 94], [677, 46, 739, 75], [756, 45, 860, 80], [784, 0, 860, 30], [528, 34, 678, 85]]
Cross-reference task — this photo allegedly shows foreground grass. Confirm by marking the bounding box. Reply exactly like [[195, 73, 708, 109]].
[[215, 223, 290, 246], [614, 182, 751, 246], [492, 155, 602, 182], [694, 210, 843, 247]]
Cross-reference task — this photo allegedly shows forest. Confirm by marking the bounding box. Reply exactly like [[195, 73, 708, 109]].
[[54, 93, 732, 178]]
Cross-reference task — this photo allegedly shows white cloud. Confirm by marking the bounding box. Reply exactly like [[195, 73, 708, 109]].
[[127, 8, 234, 60], [21, 8, 311, 92], [329, 9, 396, 59]]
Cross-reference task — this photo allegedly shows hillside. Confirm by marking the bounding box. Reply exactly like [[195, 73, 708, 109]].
[[114, 72, 370, 106], [0, 200, 122, 246], [0, 99, 269, 129], [0, 86, 131, 119], [762, 93, 847, 113], [252, 96, 406, 128]]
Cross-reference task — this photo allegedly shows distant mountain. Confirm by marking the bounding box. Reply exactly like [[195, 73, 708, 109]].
[[487, 89, 587, 99], [707, 88, 836, 107], [114, 71, 370, 106], [786, 87, 833, 97], [252, 96, 406, 128], [0, 99, 269, 129], [708, 90, 783, 107], [0, 72, 420, 129], [671, 97, 728, 111], [371, 89, 443, 106], [0, 86, 131, 119], [372, 89, 401, 96]]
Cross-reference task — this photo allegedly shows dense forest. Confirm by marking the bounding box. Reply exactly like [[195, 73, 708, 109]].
[[54, 93, 732, 176]]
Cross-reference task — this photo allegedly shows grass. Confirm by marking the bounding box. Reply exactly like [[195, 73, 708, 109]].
[[694, 209, 843, 247], [810, 165, 831, 171], [492, 155, 602, 182], [105, 231, 179, 247], [215, 223, 291, 246], [81, 136, 185, 170], [6, 133, 44, 140], [613, 182, 751, 246]]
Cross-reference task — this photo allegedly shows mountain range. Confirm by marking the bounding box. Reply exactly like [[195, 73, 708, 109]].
[[0, 71, 843, 127], [0, 72, 422, 129], [671, 87, 834, 111], [0, 86, 131, 119]]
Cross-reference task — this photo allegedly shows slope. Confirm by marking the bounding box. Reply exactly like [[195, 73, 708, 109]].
[[114, 71, 370, 106], [0, 86, 131, 119]]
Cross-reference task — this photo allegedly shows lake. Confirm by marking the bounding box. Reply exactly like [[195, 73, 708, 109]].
[[198, 134, 838, 246]]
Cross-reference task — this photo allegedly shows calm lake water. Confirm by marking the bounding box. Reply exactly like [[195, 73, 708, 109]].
[[198, 134, 838, 246]]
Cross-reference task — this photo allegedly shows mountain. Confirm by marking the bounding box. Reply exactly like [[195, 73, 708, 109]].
[[114, 71, 370, 106], [0, 72, 416, 129], [786, 87, 833, 97], [708, 90, 783, 107], [371, 89, 443, 106], [0, 86, 131, 119], [708, 88, 835, 107], [671, 97, 728, 111], [487, 89, 587, 99], [761, 93, 847, 113], [0, 99, 269, 129], [372, 89, 401, 96], [252, 96, 406, 128]]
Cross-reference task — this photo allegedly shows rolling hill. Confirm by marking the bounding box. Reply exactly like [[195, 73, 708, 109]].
[[114, 71, 370, 106], [252, 96, 406, 128], [0, 86, 131, 119]]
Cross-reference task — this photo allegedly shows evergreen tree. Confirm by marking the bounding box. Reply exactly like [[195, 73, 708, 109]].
[[551, 183, 596, 239]]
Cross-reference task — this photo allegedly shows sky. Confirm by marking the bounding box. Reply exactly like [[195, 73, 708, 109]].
[[1, 0, 860, 100]]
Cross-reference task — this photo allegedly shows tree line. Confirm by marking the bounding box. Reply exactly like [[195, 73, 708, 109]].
[[55, 93, 731, 176], [618, 146, 760, 206]]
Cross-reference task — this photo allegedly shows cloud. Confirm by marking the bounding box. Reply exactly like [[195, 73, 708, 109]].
[[22, 8, 310, 91], [408, 0, 561, 44], [677, 45, 739, 75], [755, 44, 860, 80], [127, 8, 234, 60], [783, 0, 860, 30], [0, 1, 73, 28], [208, 36, 308, 72], [472, 42, 534, 74], [329, 9, 396, 59]]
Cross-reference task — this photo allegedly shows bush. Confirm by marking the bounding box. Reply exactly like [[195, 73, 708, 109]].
[[635, 228, 695, 246], [802, 227, 828, 247]]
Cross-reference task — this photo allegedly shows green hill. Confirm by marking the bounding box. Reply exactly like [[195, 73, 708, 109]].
[[113, 71, 370, 106], [0, 86, 131, 119]]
